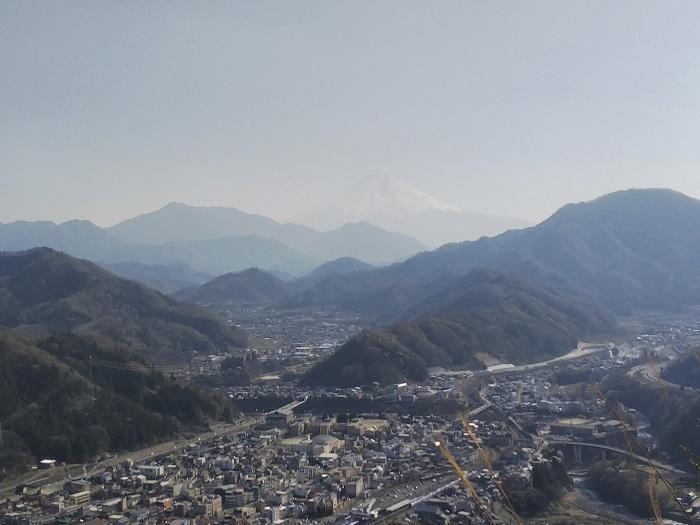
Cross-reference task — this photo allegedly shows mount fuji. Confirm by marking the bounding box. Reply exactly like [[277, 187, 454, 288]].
[[292, 175, 531, 247]]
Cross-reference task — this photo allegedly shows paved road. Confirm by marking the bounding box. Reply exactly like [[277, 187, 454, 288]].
[[269, 396, 309, 414], [429, 343, 611, 378], [466, 389, 491, 417], [547, 438, 684, 474], [627, 361, 693, 394]]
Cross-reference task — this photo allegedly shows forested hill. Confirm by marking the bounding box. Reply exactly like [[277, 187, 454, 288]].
[[0, 331, 237, 478], [661, 350, 700, 388], [303, 270, 614, 386], [175, 267, 288, 305], [303, 256, 374, 282], [175, 258, 376, 306], [0, 248, 247, 360], [0, 249, 247, 477]]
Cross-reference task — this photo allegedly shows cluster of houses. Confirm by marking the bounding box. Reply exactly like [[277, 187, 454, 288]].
[[1, 404, 562, 525]]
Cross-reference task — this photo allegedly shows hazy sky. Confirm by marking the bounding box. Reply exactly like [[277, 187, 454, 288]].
[[3, 1, 700, 227]]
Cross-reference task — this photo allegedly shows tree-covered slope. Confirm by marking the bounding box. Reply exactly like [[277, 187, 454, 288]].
[[661, 350, 700, 388], [303, 256, 375, 282], [0, 331, 237, 478], [0, 248, 247, 360], [304, 270, 614, 386], [176, 267, 288, 305]]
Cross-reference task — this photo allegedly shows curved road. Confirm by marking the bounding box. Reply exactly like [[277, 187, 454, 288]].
[[547, 438, 684, 474], [627, 361, 695, 394]]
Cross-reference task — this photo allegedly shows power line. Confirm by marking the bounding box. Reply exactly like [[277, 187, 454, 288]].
[[90, 357, 181, 374], [0, 384, 62, 449], [0, 357, 182, 448]]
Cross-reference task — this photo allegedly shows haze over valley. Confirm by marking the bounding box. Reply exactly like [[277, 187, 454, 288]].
[[5, 2, 700, 524]]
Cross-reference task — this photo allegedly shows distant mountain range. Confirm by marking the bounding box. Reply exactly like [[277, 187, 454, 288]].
[[184, 189, 700, 316], [0, 203, 427, 289], [296, 189, 700, 316], [0, 178, 531, 287], [292, 175, 531, 247], [299, 188, 700, 385], [163, 187, 700, 319], [107, 201, 426, 264], [0, 218, 316, 278], [6, 188, 699, 389], [100, 261, 213, 295]]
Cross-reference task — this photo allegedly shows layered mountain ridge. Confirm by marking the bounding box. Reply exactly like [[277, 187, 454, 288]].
[[297, 188, 700, 315], [300, 188, 700, 385], [106, 201, 426, 265], [0, 203, 427, 290], [0, 248, 247, 360], [6, 188, 700, 389]]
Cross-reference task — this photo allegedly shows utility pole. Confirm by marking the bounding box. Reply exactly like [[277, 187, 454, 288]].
[[89, 354, 98, 398], [0, 422, 3, 449]]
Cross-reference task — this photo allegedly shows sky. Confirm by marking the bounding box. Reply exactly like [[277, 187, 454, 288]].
[[3, 1, 700, 227]]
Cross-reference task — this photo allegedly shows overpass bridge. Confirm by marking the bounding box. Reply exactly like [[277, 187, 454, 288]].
[[267, 396, 309, 415], [548, 439, 684, 474]]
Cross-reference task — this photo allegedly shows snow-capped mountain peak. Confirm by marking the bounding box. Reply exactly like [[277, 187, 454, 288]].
[[340, 175, 461, 218], [292, 175, 528, 247]]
